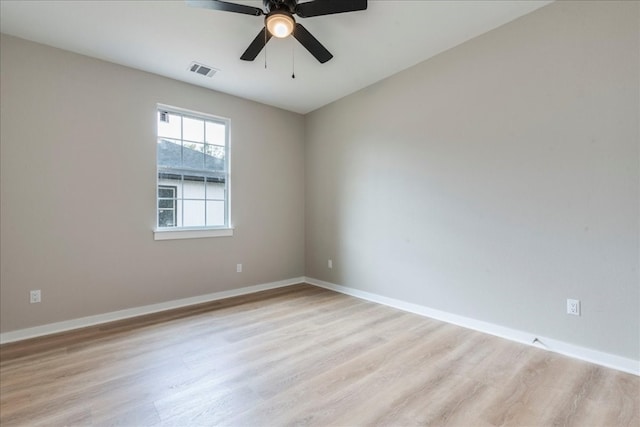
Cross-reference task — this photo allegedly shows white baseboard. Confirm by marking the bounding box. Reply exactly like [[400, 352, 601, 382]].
[[0, 277, 305, 345], [3, 276, 637, 376], [305, 277, 640, 376]]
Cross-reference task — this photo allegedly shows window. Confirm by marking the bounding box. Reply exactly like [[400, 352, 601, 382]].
[[156, 106, 230, 236], [158, 185, 177, 227]]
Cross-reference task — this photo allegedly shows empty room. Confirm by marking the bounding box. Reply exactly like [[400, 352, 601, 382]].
[[0, 0, 638, 425]]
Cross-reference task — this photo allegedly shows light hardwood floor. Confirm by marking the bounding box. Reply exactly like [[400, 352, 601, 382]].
[[1, 284, 638, 426]]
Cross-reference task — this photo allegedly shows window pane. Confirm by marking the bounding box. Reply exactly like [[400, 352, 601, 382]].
[[158, 187, 175, 198], [206, 201, 225, 226], [183, 117, 204, 143], [183, 142, 205, 170], [183, 175, 205, 199], [158, 199, 174, 209], [157, 112, 181, 139], [205, 144, 225, 170], [158, 209, 176, 227], [206, 121, 226, 145], [157, 139, 182, 169], [183, 200, 205, 227], [206, 180, 225, 200]]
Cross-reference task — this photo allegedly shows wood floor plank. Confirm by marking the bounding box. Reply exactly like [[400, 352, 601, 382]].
[[1, 283, 637, 427]]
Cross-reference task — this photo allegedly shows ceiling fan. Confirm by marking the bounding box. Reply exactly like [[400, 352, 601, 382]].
[[187, 0, 368, 64]]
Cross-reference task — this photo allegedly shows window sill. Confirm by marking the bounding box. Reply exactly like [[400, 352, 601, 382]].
[[153, 227, 234, 241]]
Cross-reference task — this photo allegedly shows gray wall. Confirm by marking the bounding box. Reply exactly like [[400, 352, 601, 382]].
[[305, 1, 639, 360], [0, 35, 305, 332], [2, 1, 638, 362]]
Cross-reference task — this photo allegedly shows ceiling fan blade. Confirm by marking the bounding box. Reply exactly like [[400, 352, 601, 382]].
[[240, 27, 272, 61], [186, 0, 263, 16], [296, 0, 367, 18], [293, 23, 333, 63]]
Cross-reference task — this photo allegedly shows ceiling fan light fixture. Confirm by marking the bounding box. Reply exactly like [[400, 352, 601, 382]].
[[266, 11, 295, 38]]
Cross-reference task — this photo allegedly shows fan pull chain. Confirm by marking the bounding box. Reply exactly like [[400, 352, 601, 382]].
[[291, 38, 296, 79], [264, 28, 268, 69]]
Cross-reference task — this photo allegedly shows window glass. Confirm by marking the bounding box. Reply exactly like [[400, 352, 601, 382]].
[[157, 112, 181, 139], [206, 121, 226, 145], [157, 107, 229, 229], [183, 117, 204, 143], [157, 185, 177, 227]]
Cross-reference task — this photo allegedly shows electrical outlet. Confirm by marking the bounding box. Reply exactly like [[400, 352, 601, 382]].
[[567, 299, 580, 316], [328, 259, 333, 269], [236, 263, 242, 273], [30, 290, 41, 304]]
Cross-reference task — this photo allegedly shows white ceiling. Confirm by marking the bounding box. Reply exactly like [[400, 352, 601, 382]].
[[0, 0, 552, 114]]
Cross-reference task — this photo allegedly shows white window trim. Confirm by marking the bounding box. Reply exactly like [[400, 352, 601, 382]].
[[155, 104, 232, 240], [154, 227, 234, 241]]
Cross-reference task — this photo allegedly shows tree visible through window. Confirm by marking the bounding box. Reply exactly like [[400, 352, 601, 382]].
[[156, 107, 229, 229]]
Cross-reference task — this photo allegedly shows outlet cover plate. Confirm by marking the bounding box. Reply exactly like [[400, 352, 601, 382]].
[[30, 290, 41, 304], [567, 298, 580, 316]]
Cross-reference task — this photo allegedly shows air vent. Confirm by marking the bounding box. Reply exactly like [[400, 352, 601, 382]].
[[188, 62, 218, 78]]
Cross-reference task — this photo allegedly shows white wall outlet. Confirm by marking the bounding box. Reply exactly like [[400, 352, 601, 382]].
[[328, 259, 333, 269], [30, 290, 41, 304], [567, 299, 580, 316], [236, 263, 242, 273]]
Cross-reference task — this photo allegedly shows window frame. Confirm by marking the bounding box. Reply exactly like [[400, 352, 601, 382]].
[[153, 104, 233, 240]]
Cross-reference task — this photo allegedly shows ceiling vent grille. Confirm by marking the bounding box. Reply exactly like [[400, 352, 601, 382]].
[[188, 62, 218, 77]]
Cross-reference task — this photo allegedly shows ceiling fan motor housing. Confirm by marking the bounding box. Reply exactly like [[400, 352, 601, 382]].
[[263, 0, 298, 14]]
